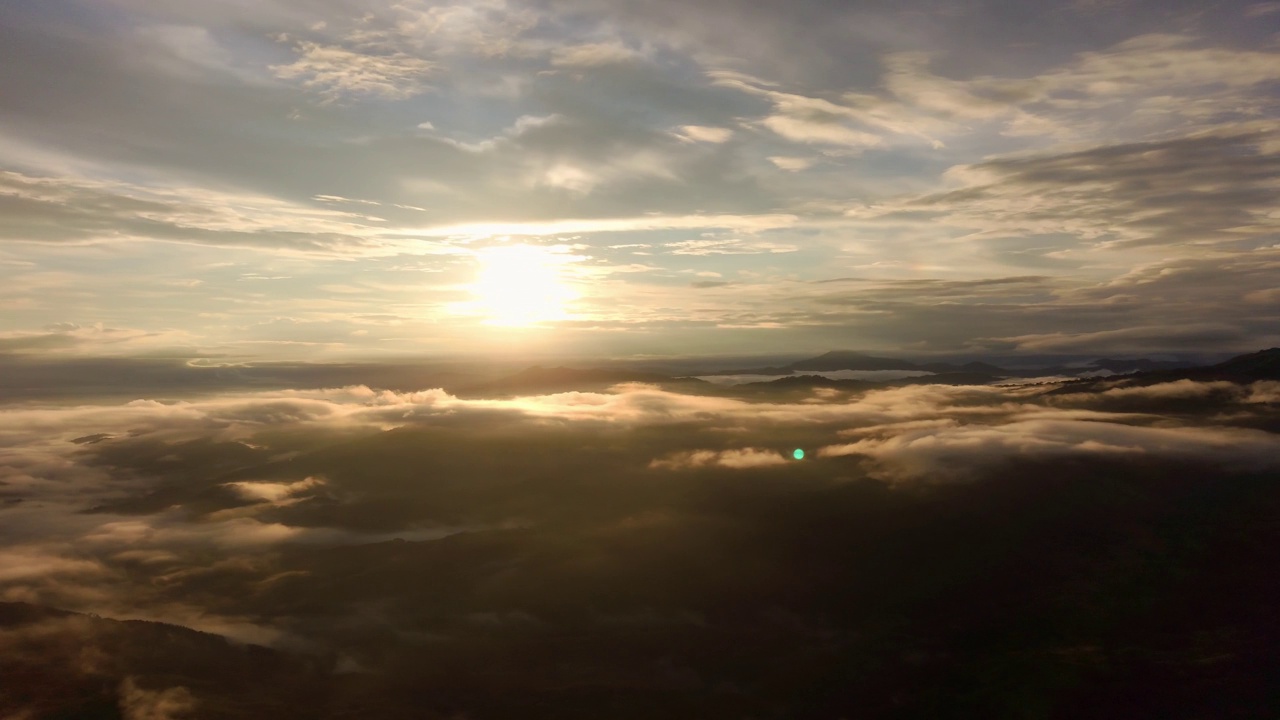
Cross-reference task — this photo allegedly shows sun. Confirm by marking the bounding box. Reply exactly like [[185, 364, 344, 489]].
[[467, 244, 577, 327]]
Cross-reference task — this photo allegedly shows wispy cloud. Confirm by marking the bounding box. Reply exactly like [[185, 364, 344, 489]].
[[272, 41, 436, 100]]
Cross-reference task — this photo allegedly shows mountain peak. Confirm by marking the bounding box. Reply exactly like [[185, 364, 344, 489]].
[[1210, 348, 1280, 377], [790, 351, 918, 372]]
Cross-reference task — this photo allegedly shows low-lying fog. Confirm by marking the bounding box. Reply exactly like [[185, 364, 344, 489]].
[[3, 372, 1279, 718]]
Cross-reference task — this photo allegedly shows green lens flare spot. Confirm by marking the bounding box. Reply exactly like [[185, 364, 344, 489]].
[[793, 448, 805, 460]]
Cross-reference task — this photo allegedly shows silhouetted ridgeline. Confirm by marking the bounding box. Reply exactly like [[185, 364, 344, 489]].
[[0, 348, 1242, 401], [1053, 347, 1280, 394]]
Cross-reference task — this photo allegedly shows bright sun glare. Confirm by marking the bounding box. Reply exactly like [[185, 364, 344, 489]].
[[467, 244, 577, 327]]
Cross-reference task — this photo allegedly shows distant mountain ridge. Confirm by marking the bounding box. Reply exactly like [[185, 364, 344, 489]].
[[1089, 357, 1196, 373], [714, 350, 1201, 380], [1052, 348, 1280, 395], [1207, 347, 1280, 378], [466, 350, 1270, 397], [790, 351, 919, 372], [456, 365, 708, 397], [1113, 347, 1279, 382]]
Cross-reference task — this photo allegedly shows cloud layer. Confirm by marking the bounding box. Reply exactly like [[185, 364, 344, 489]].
[[3, 377, 1277, 620], [1, 372, 1279, 716]]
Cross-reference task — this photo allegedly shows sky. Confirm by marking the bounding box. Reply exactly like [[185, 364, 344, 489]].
[[1, 0, 1279, 361]]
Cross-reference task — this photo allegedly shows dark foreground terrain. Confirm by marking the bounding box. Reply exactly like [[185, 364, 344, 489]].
[[2, 351, 1278, 718]]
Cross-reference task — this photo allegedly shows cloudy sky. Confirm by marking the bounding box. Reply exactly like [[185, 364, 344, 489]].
[[2, 0, 1278, 360]]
